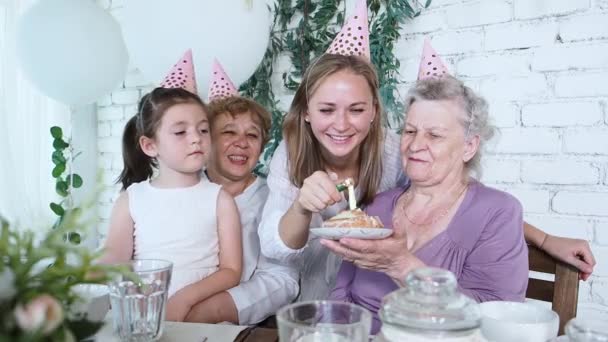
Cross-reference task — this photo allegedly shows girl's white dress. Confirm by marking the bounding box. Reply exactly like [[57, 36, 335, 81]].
[[127, 179, 221, 297]]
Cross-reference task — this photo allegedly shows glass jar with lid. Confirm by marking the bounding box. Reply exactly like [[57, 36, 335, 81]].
[[374, 267, 486, 341]]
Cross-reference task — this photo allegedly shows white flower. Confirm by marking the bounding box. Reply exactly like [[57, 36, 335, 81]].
[[0, 268, 16, 301], [14, 294, 64, 335]]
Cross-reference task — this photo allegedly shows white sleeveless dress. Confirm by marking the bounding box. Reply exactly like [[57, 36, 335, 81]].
[[127, 179, 221, 298]]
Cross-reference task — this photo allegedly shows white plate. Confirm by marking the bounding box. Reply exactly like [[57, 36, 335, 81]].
[[310, 227, 393, 240]]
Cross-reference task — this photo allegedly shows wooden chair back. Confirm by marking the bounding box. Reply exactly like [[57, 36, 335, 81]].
[[526, 245, 579, 335]]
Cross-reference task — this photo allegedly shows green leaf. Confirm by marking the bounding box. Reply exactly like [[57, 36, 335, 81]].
[[425, 0, 432, 8], [53, 138, 69, 150], [67, 174, 83, 188], [66, 318, 103, 340], [68, 232, 81, 245], [50, 202, 65, 216], [52, 150, 66, 165], [56, 181, 68, 197], [52, 163, 66, 178], [50, 126, 63, 139]]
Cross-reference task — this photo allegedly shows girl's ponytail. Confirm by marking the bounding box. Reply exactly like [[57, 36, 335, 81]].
[[117, 114, 156, 190], [116, 87, 206, 190]]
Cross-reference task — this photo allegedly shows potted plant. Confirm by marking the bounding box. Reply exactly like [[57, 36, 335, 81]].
[[0, 209, 124, 341]]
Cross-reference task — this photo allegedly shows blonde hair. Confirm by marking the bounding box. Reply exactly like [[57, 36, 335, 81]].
[[283, 54, 385, 206], [207, 96, 272, 146]]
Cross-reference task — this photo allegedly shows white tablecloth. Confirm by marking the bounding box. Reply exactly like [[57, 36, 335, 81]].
[[94, 321, 248, 342]]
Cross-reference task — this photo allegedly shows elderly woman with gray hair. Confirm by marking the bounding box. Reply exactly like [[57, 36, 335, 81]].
[[324, 76, 529, 333]]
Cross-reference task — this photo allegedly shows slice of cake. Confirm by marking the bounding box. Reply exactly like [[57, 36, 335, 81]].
[[322, 208, 384, 228]]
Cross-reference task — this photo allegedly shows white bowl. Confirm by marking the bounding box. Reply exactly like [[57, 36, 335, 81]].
[[71, 284, 110, 322], [480, 301, 559, 342]]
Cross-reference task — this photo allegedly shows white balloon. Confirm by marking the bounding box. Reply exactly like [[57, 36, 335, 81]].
[[121, 0, 271, 99], [16, 0, 128, 106]]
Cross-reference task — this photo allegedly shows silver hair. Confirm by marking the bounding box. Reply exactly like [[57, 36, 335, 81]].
[[402, 75, 496, 179]]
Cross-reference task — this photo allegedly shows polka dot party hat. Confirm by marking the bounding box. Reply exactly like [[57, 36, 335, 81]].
[[418, 38, 449, 80], [325, 0, 370, 61], [208, 58, 239, 101], [160, 49, 198, 94]]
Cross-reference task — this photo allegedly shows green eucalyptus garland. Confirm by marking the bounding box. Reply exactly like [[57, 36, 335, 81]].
[[49, 126, 83, 244], [240, 0, 431, 175]]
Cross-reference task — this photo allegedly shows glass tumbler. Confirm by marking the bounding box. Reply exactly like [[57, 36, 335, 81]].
[[108, 259, 172, 342], [277, 300, 372, 342]]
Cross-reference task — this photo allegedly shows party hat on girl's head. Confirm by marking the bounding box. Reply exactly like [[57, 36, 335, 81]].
[[418, 38, 449, 80], [325, 0, 370, 61], [160, 49, 198, 93], [208, 58, 239, 101]]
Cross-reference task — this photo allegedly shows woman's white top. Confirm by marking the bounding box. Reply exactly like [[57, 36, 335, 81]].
[[128, 179, 221, 298], [223, 177, 299, 324], [258, 130, 407, 301]]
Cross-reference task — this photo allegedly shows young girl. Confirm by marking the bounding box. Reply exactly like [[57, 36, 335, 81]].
[[100, 87, 242, 322]]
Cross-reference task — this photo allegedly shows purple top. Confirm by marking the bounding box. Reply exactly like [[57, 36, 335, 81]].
[[329, 180, 529, 334]]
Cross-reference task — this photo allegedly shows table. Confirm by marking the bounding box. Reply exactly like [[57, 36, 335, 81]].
[[95, 321, 278, 341], [235, 327, 279, 342]]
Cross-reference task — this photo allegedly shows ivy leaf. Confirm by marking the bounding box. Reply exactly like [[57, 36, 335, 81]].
[[425, 0, 432, 8], [52, 163, 66, 178], [50, 202, 65, 216], [66, 174, 83, 188], [50, 126, 63, 139], [70, 207, 82, 218], [53, 138, 69, 150], [56, 181, 68, 197], [68, 232, 81, 245], [52, 151, 66, 165]]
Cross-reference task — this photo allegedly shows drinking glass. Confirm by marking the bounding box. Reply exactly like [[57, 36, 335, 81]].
[[277, 300, 372, 342], [108, 259, 172, 341]]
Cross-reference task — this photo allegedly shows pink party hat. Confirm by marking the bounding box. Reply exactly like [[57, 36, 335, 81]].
[[418, 38, 449, 80], [326, 0, 370, 61], [160, 49, 198, 93], [208, 59, 239, 101]]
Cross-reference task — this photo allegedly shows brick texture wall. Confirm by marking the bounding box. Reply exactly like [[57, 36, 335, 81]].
[[97, 0, 608, 319]]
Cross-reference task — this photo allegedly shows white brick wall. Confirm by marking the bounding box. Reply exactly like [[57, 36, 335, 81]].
[[457, 52, 530, 77], [431, 29, 485, 55], [564, 128, 608, 154], [521, 102, 602, 127], [445, 0, 512, 29], [555, 71, 608, 97], [504, 188, 554, 214], [481, 158, 520, 183], [553, 191, 608, 216], [480, 74, 550, 101], [596, 221, 608, 245], [490, 102, 520, 127], [525, 214, 592, 240], [514, 0, 590, 19], [521, 160, 600, 184], [484, 20, 559, 51], [401, 9, 446, 34], [489, 128, 561, 154], [532, 43, 608, 71], [98, 0, 608, 320], [559, 13, 608, 42]]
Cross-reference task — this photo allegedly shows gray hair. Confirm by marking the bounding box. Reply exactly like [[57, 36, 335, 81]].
[[403, 76, 496, 178]]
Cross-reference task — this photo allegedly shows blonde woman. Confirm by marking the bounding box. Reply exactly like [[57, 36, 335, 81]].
[[258, 54, 405, 301]]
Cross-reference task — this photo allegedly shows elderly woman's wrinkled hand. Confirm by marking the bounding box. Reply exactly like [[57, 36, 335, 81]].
[[320, 228, 423, 282], [542, 235, 596, 281]]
